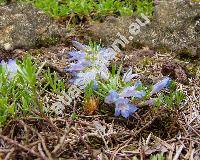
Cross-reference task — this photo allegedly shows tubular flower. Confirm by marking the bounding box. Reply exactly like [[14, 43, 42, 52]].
[[67, 41, 116, 73], [120, 80, 146, 98], [0, 59, 18, 79], [68, 51, 86, 61], [104, 90, 119, 104], [104, 80, 146, 118], [122, 67, 140, 83], [114, 98, 138, 118], [66, 41, 116, 89], [73, 70, 97, 89], [72, 40, 91, 51], [150, 77, 171, 95]]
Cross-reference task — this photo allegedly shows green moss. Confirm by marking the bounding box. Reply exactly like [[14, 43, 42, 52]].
[[176, 48, 194, 61], [131, 42, 145, 49], [186, 63, 200, 77], [0, 0, 6, 5], [156, 44, 171, 53], [36, 35, 60, 47], [141, 57, 154, 66], [31, 49, 43, 56]]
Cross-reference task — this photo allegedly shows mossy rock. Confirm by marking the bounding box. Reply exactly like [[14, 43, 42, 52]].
[[0, 3, 66, 51], [87, 0, 199, 59], [36, 35, 61, 48]]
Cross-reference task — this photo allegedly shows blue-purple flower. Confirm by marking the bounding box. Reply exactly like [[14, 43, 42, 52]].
[[67, 41, 116, 73], [104, 80, 146, 118], [66, 59, 90, 72], [98, 65, 110, 80], [92, 80, 98, 90], [145, 98, 157, 106], [68, 51, 86, 61], [72, 40, 91, 51], [66, 41, 116, 89], [104, 90, 119, 104], [73, 70, 97, 89], [98, 47, 117, 62], [0, 59, 18, 79], [122, 67, 140, 83], [114, 98, 138, 118], [150, 77, 171, 95], [120, 80, 146, 98], [105, 90, 138, 118]]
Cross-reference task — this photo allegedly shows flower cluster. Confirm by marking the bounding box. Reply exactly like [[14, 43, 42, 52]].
[[66, 41, 172, 118], [0, 59, 18, 80], [105, 77, 171, 118], [105, 80, 145, 118], [66, 41, 116, 89]]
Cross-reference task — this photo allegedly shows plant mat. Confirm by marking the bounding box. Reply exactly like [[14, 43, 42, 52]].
[[0, 46, 199, 160]]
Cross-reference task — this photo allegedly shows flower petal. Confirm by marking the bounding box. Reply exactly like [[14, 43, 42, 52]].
[[114, 98, 136, 118], [73, 71, 97, 89], [133, 80, 143, 88], [150, 77, 171, 95], [66, 59, 91, 72], [122, 67, 139, 82], [92, 80, 98, 90], [99, 47, 116, 61], [68, 51, 86, 61], [99, 66, 110, 80], [145, 98, 156, 106], [66, 63, 85, 72], [114, 107, 121, 116], [120, 86, 136, 97], [1, 59, 18, 79], [128, 104, 138, 113], [121, 110, 130, 118], [131, 90, 146, 98], [7, 59, 18, 74], [105, 90, 119, 104], [115, 97, 129, 106], [122, 67, 132, 82], [120, 80, 143, 97], [72, 41, 91, 51]]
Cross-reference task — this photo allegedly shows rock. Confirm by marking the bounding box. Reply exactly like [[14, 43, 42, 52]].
[[87, 0, 199, 58], [0, 3, 65, 51]]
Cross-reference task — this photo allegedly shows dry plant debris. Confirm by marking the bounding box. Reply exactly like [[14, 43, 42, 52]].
[[0, 47, 199, 159]]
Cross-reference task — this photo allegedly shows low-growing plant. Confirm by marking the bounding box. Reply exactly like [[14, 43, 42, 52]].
[[151, 81, 186, 109], [65, 41, 186, 118], [0, 41, 186, 125], [150, 153, 165, 160], [135, 0, 154, 16], [0, 57, 38, 125], [8, 0, 153, 18], [0, 56, 64, 125], [44, 68, 65, 94], [132, 153, 165, 160]]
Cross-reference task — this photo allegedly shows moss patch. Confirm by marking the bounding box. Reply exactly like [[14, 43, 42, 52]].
[[35, 35, 61, 47]]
